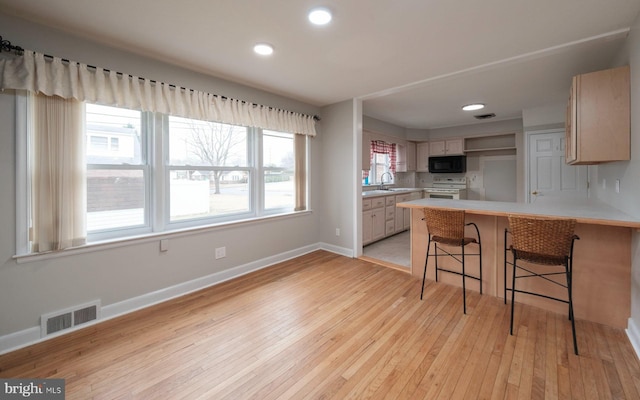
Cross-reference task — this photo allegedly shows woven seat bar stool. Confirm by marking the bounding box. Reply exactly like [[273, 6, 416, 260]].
[[504, 216, 580, 355], [420, 208, 482, 314]]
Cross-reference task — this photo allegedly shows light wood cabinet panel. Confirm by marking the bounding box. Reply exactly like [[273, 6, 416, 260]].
[[429, 140, 446, 156], [406, 141, 416, 171], [416, 142, 430, 172], [566, 66, 630, 165], [372, 211, 385, 242], [364, 191, 423, 244], [363, 209, 373, 244], [362, 131, 372, 171], [395, 143, 407, 172], [385, 197, 396, 236], [396, 141, 417, 172], [363, 198, 385, 245], [429, 138, 464, 156], [395, 194, 409, 233], [445, 138, 464, 155]]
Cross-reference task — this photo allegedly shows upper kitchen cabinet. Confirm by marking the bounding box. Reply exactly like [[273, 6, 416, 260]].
[[406, 141, 417, 171], [429, 138, 464, 156], [396, 143, 407, 172], [565, 65, 630, 165], [395, 141, 417, 172], [416, 142, 430, 172], [362, 130, 372, 171]]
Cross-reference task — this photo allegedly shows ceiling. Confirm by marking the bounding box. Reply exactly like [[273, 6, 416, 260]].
[[1, 0, 639, 129]]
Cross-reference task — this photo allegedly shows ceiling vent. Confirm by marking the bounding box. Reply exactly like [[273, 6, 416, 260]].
[[474, 113, 496, 120]]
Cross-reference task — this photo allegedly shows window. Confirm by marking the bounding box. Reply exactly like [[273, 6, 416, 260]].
[[263, 130, 295, 211], [168, 116, 250, 223], [86, 104, 147, 236], [369, 153, 391, 184], [367, 140, 396, 185], [17, 97, 309, 254]]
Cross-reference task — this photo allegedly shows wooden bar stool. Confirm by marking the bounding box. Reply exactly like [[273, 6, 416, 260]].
[[420, 208, 482, 314], [504, 216, 580, 355]]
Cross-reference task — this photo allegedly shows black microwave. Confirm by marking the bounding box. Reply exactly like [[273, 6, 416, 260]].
[[428, 155, 466, 174]]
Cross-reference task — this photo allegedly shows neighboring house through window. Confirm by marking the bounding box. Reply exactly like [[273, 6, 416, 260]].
[[16, 99, 309, 253]]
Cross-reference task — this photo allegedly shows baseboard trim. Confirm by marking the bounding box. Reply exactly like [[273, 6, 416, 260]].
[[318, 242, 353, 258], [626, 317, 640, 360], [0, 243, 346, 355]]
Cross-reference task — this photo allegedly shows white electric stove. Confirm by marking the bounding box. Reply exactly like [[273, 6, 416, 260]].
[[423, 177, 468, 200]]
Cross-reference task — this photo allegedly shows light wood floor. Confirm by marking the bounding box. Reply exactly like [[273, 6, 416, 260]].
[[1, 250, 639, 399]]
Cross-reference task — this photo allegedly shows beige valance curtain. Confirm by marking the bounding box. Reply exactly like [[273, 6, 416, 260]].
[[0, 50, 317, 136]]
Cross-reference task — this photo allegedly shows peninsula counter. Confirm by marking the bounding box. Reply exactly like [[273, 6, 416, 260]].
[[396, 198, 640, 328]]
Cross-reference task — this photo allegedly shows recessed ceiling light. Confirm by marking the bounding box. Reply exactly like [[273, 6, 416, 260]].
[[253, 43, 274, 56], [462, 103, 485, 111], [308, 7, 332, 25]]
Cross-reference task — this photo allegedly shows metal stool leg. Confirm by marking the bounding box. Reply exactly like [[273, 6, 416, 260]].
[[504, 229, 508, 304], [420, 236, 432, 300], [567, 261, 579, 355], [434, 244, 439, 282], [509, 256, 517, 335], [462, 241, 467, 314]]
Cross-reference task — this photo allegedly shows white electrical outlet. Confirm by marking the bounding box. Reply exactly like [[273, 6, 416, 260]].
[[160, 239, 169, 252], [215, 247, 226, 259], [336, 228, 341, 236]]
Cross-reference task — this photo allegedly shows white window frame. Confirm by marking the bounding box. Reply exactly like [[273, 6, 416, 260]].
[[15, 97, 310, 255], [86, 107, 153, 242], [15, 92, 31, 256], [368, 152, 393, 185], [261, 130, 296, 214]]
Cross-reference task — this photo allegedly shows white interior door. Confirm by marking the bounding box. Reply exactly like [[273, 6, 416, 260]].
[[528, 130, 588, 204]]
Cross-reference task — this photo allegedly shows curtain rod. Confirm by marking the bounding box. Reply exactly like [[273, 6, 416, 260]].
[[0, 35, 320, 121], [0, 35, 24, 54]]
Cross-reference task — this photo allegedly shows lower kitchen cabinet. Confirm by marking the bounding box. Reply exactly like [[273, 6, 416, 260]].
[[395, 191, 422, 233], [363, 197, 386, 245], [385, 196, 396, 236], [363, 190, 423, 245]]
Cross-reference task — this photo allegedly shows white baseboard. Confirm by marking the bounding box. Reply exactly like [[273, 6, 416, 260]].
[[0, 243, 350, 355], [318, 242, 353, 258], [626, 317, 640, 360]]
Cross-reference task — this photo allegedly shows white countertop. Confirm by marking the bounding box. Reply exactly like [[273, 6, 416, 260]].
[[362, 188, 424, 198], [396, 198, 640, 228]]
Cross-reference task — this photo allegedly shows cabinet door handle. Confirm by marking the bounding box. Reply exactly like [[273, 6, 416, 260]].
[[531, 191, 538, 195]]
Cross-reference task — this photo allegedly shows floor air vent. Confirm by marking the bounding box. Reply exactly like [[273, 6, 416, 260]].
[[41, 300, 101, 337]]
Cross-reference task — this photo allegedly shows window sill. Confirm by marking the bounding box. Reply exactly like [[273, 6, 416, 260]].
[[14, 210, 313, 264]]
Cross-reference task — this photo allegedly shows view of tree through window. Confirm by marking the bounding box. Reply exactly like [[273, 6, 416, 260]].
[[81, 103, 303, 240], [169, 116, 250, 221]]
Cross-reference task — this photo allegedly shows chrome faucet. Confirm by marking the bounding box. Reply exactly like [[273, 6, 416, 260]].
[[379, 172, 393, 189]]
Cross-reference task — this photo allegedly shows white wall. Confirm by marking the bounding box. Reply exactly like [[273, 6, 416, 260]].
[[319, 100, 359, 256], [363, 115, 406, 139], [522, 103, 566, 130], [426, 118, 523, 140], [592, 13, 640, 348], [0, 13, 330, 348]]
